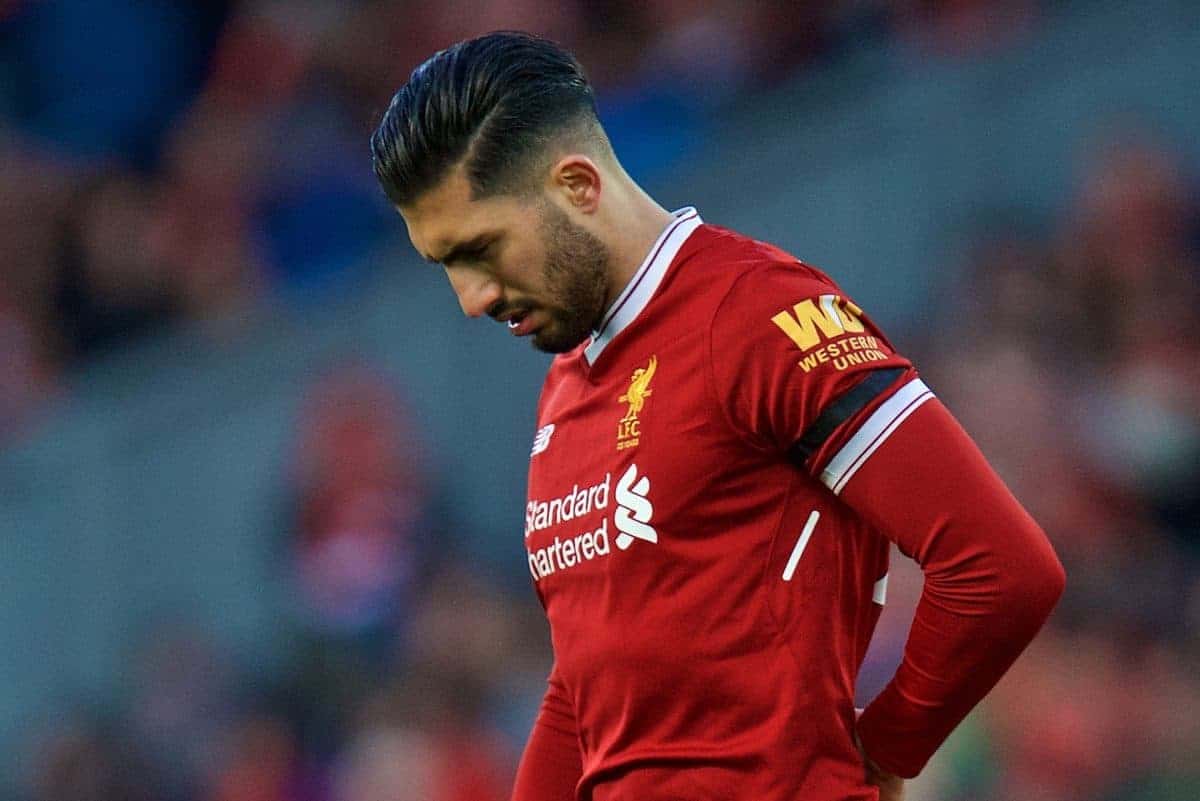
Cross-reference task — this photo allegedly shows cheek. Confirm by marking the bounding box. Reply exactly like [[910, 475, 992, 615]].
[[497, 246, 549, 293]]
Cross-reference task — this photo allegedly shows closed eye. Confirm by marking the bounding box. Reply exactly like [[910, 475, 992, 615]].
[[455, 245, 488, 264], [436, 236, 497, 267]]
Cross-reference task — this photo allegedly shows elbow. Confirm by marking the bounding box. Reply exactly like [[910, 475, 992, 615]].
[[1046, 546, 1065, 618], [1046, 548, 1067, 604], [1008, 526, 1066, 627], [1034, 550, 1067, 619]]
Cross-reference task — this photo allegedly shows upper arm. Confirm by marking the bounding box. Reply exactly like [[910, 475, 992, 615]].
[[708, 260, 916, 465]]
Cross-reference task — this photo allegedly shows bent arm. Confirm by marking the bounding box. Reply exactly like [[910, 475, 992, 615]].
[[832, 397, 1065, 778]]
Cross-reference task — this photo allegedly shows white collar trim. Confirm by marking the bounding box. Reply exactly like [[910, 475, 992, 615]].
[[584, 207, 702, 365]]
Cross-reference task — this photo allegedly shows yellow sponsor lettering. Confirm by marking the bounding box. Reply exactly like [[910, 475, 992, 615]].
[[771, 296, 843, 351], [834, 349, 888, 371], [839, 299, 866, 333], [771, 294, 866, 351], [795, 338, 889, 373], [768, 294, 888, 372]]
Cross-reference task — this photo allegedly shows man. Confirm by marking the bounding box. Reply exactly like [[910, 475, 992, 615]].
[[371, 32, 1065, 801]]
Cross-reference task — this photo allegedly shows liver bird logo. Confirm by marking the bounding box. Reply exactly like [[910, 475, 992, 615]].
[[619, 355, 657, 422]]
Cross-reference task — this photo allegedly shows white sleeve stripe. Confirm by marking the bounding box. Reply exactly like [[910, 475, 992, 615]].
[[820, 378, 934, 495]]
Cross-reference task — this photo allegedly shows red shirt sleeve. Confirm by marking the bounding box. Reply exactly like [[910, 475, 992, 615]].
[[830, 398, 1065, 777], [511, 664, 582, 801], [710, 259, 1065, 778], [708, 260, 914, 454]]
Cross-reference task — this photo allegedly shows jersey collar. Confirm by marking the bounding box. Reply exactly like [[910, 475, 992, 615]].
[[584, 207, 703, 365]]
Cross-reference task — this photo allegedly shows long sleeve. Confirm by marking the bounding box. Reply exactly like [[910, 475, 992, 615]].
[[829, 396, 1066, 778], [511, 665, 582, 801], [704, 260, 1065, 778]]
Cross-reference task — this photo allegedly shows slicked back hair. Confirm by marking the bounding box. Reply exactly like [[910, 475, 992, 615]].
[[371, 31, 603, 208]]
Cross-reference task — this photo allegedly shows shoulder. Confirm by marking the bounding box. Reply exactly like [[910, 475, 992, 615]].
[[701, 228, 894, 383], [680, 225, 844, 326]]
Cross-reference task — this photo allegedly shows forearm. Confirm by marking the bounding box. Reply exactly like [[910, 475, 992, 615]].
[[512, 669, 582, 801], [838, 399, 1065, 777]]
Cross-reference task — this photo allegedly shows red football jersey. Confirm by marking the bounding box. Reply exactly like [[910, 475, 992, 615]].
[[515, 209, 1064, 801]]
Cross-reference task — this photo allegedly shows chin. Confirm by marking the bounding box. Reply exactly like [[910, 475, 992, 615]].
[[532, 324, 589, 354], [531, 336, 579, 354]]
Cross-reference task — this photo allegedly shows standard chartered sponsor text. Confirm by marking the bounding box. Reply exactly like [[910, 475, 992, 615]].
[[528, 518, 612, 581], [527, 474, 611, 581], [526, 474, 610, 536]]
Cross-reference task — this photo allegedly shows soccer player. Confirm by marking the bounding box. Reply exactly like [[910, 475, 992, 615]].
[[371, 32, 1065, 801]]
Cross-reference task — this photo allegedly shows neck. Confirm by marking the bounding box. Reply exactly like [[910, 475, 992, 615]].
[[599, 179, 674, 317]]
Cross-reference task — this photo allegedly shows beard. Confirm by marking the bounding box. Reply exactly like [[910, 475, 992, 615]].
[[528, 202, 612, 354]]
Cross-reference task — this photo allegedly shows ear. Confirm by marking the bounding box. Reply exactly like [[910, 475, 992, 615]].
[[548, 155, 602, 213]]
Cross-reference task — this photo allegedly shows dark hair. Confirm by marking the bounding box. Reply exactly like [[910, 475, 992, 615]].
[[371, 31, 601, 207]]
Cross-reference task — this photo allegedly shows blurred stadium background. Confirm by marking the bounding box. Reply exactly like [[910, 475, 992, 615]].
[[1, 1, 1198, 799]]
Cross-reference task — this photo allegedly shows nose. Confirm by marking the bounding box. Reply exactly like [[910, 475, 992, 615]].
[[446, 267, 503, 318]]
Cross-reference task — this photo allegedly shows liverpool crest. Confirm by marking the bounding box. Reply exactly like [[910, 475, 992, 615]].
[[617, 355, 657, 450]]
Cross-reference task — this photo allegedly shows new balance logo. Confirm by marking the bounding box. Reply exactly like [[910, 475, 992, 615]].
[[614, 464, 656, 550], [531, 424, 555, 457]]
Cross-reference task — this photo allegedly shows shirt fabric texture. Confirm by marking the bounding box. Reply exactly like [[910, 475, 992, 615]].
[[514, 210, 1065, 801]]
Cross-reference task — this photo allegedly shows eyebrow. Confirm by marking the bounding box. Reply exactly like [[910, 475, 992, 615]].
[[425, 233, 497, 265]]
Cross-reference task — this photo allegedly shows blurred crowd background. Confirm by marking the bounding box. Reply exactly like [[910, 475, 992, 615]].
[[1, 1, 1198, 799]]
